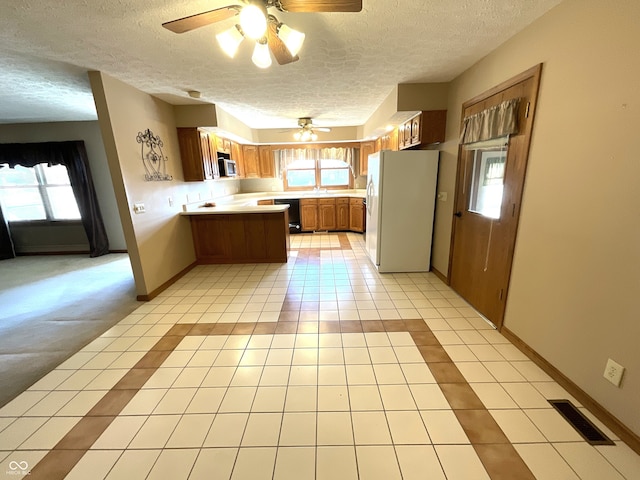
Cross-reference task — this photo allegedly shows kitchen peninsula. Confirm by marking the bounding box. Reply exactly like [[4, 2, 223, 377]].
[[182, 203, 290, 264], [181, 189, 365, 264]]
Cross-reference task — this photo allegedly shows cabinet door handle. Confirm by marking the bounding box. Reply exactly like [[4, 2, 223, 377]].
[[454, 211, 462, 218]]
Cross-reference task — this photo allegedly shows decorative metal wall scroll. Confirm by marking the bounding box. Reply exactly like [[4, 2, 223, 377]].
[[136, 128, 173, 181]]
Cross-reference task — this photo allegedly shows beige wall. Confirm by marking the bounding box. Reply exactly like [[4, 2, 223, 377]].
[[0, 121, 126, 251], [89, 72, 239, 296], [434, 0, 640, 434]]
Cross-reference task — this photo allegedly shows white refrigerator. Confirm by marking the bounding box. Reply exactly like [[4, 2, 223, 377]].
[[365, 150, 439, 272]]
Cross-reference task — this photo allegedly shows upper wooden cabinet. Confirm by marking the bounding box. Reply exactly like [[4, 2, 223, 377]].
[[214, 135, 231, 154], [242, 145, 260, 178], [258, 146, 275, 178], [359, 141, 375, 176], [177, 127, 219, 181], [380, 129, 398, 151], [398, 110, 447, 149], [241, 145, 275, 178], [230, 141, 244, 178]]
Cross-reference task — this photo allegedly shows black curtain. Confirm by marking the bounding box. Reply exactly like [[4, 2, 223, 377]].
[[0, 141, 109, 257]]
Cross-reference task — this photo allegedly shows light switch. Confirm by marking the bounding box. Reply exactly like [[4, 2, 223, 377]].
[[133, 203, 146, 214], [437, 192, 448, 202]]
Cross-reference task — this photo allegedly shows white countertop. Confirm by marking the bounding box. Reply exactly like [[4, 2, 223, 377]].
[[181, 189, 365, 216], [181, 204, 289, 215]]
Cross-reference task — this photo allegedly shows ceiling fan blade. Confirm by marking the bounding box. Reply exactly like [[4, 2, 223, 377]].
[[316, 127, 331, 132], [162, 5, 241, 34], [267, 22, 299, 65], [279, 0, 362, 13]]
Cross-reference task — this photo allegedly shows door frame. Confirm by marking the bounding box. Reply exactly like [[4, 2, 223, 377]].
[[447, 64, 543, 329]]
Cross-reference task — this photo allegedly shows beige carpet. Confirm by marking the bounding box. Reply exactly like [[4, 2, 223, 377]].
[[0, 253, 141, 407]]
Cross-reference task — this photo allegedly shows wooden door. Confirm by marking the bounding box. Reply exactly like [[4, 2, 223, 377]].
[[449, 65, 542, 330]]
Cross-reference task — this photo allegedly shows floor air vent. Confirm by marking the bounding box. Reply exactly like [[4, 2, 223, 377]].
[[548, 399, 614, 445]]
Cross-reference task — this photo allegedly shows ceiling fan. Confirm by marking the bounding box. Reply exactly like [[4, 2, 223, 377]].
[[162, 0, 363, 67], [291, 117, 331, 141]]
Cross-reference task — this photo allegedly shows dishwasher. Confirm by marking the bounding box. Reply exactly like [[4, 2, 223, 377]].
[[274, 198, 301, 234]]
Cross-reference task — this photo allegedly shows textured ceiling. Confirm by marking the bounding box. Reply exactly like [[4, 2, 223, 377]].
[[0, 0, 562, 129]]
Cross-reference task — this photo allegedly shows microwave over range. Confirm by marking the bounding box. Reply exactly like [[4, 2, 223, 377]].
[[218, 157, 237, 177]]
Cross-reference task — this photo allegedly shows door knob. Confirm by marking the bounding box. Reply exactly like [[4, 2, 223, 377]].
[[454, 211, 462, 217]]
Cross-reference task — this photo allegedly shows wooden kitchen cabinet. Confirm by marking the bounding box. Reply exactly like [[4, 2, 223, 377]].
[[318, 198, 336, 231], [177, 127, 219, 181], [231, 141, 244, 177], [258, 145, 275, 178], [301, 196, 365, 233], [207, 135, 221, 178], [380, 128, 398, 151], [398, 110, 447, 149], [214, 135, 232, 154], [359, 141, 375, 176], [336, 197, 349, 230], [242, 145, 260, 178], [242, 145, 274, 178], [300, 198, 319, 231], [349, 197, 365, 232], [190, 212, 289, 264]]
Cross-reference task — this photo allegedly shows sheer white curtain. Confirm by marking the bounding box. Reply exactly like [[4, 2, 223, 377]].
[[274, 147, 357, 178]]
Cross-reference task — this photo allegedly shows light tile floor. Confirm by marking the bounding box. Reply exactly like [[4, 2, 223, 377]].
[[1, 233, 638, 479]]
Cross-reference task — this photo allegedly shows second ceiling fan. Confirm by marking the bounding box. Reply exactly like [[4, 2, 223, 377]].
[[163, 0, 363, 67]]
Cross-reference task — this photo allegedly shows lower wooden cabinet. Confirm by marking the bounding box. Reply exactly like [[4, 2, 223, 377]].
[[318, 199, 336, 230], [349, 197, 365, 233], [336, 198, 349, 230], [300, 198, 319, 231], [301, 197, 365, 233], [190, 212, 289, 264]]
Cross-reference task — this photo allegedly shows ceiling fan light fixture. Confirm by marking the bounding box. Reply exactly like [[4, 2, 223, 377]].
[[216, 24, 244, 57], [277, 23, 305, 56], [239, 4, 267, 40], [252, 38, 272, 68]]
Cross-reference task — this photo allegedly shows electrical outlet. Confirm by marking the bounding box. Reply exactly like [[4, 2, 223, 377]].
[[603, 358, 625, 387], [133, 202, 145, 214]]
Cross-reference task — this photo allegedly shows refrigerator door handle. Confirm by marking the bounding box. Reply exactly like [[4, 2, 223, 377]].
[[366, 179, 374, 215]]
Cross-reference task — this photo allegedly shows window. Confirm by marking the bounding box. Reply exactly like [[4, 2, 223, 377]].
[[284, 156, 352, 190], [0, 163, 81, 221], [468, 149, 507, 219]]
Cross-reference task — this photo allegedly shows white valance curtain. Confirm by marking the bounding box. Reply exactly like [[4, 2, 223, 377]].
[[273, 147, 357, 178], [459, 98, 521, 146]]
